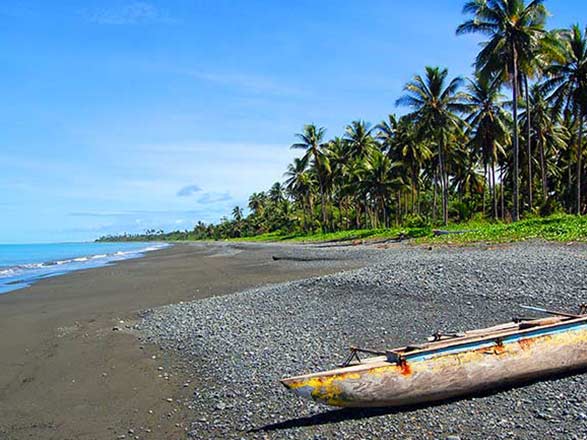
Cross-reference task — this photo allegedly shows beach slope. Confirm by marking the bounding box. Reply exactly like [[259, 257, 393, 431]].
[[0, 242, 367, 440]]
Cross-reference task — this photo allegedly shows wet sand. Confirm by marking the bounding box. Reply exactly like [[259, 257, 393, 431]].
[[0, 242, 363, 440]]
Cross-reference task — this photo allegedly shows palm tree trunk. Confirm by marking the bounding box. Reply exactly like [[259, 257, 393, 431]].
[[411, 171, 416, 214], [330, 194, 335, 231], [525, 75, 533, 211], [416, 177, 421, 215], [364, 196, 369, 228], [578, 112, 583, 215], [396, 191, 402, 225], [491, 156, 498, 220], [344, 198, 350, 229], [318, 179, 327, 231], [512, 46, 520, 221], [301, 199, 307, 232], [438, 136, 448, 225], [380, 197, 386, 228], [483, 162, 487, 217], [500, 165, 505, 220], [432, 169, 438, 222], [539, 136, 548, 201]]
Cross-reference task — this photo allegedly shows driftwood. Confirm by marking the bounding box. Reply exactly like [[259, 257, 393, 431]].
[[298, 233, 408, 249], [432, 229, 476, 236], [271, 255, 340, 262]]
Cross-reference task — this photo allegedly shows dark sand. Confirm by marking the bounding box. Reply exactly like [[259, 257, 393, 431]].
[[0, 242, 363, 440]]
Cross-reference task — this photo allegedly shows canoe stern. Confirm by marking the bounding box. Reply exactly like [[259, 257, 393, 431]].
[[281, 363, 401, 407], [281, 370, 363, 406]]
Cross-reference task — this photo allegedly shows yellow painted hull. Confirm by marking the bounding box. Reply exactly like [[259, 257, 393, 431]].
[[281, 320, 587, 407]]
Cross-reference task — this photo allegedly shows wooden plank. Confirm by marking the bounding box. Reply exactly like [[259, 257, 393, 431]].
[[393, 315, 584, 360]]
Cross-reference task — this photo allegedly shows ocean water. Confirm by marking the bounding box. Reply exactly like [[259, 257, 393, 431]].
[[0, 242, 169, 294]]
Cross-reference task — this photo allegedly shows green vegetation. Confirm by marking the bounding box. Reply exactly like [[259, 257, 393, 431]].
[[425, 214, 587, 244], [231, 214, 587, 244], [99, 214, 587, 245], [233, 226, 431, 243], [236, 214, 586, 244], [98, 1, 587, 245]]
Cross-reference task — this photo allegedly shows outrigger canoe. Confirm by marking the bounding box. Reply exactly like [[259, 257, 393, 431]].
[[281, 305, 587, 408]]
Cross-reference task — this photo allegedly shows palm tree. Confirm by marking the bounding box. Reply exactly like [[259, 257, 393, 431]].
[[457, 0, 549, 221], [284, 157, 314, 231], [268, 182, 285, 204], [520, 84, 569, 201], [466, 75, 510, 219], [375, 114, 398, 156], [340, 157, 369, 228], [232, 206, 243, 222], [291, 124, 330, 229], [398, 117, 432, 214], [344, 120, 377, 159], [379, 116, 432, 215], [364, 150, 400, 227], [450, 128, 486, 203], [397, 66, 469, 224], [543, 25, 587, 214], [325, 137, 350, 229], [343, 121, 378, 226], [248, 192, 266, 216]]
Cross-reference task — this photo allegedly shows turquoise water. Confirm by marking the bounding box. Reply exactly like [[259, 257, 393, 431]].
[[0, 242, 169, 294]]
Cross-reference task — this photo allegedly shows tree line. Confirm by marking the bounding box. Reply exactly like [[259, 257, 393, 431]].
[[99, 1, 587, 242]]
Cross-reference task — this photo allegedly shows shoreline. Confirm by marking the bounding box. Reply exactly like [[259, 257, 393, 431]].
[[0, 242, 169, 295], [0, 242, 370, 440]]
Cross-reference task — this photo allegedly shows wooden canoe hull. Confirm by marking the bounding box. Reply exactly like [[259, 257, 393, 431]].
[[281, 320, 587, 408]]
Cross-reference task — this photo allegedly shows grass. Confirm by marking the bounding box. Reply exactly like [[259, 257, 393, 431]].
[[423, 214, 587, 244], [233, 226, 430, 243], [232, 214, 587, 245]]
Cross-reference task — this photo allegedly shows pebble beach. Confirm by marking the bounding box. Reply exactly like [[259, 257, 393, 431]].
[[139, 241, 587, 439], [3, 240, 587, 439]]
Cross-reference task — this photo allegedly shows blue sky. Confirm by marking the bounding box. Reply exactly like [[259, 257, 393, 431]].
[[0, 0, 585, 243]]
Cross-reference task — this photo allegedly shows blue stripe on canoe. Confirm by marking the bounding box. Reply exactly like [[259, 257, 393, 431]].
[[405, 320, 587, 363]]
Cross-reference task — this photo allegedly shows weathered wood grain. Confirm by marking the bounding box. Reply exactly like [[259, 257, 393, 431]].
[[282, 316, 587, 408]]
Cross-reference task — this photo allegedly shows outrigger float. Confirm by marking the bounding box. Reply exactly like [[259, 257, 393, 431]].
[[281, 305, 587, 408]]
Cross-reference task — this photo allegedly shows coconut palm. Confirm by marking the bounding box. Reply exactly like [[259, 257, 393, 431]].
[[231, 206, 244, 237], [248, 192, 266, 216], [268, 182, 285, 204], [450, 131, 486, 201], [325, 137, 351, 229], [375, 114, 398, 156], [344, 120, 378, 160], [361, 150, 402, 227], [543, 25, 587, 214], [291, 124, 330, 229], [457, 0, 549, 221], [398, 117, 432, 214], [232, 206, 243, 222], [520, 84, 569, 201], [284, 157, 315, 231], [397, 66, 469, 224], [466, 75, 510, 218]]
